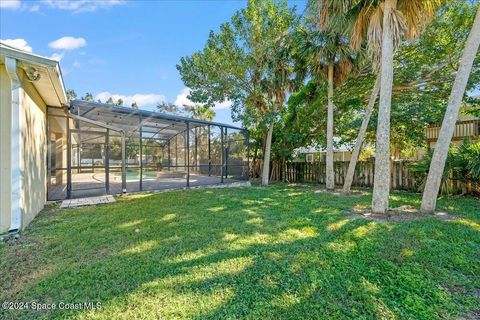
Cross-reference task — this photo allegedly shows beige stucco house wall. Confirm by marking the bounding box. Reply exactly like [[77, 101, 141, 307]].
[[20, 69, 48, 227], [0, 43, 67, 234]]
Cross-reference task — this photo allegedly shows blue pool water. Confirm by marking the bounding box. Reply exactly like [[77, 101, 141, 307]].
[[114, 172, 157, 181]]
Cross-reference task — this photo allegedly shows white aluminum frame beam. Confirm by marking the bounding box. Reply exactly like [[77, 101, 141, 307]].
[[5, 57, 22, 231]]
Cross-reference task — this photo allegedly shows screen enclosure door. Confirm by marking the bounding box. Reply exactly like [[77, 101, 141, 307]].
[[69, 130, 108, 198]]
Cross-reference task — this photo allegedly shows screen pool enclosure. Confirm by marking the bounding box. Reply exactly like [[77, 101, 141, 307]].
[[47, 100, 249, 200]]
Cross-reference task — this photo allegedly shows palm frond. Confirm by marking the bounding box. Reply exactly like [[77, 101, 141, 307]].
[[334, 58, 354, 84], [351, 4, 374, 50], [398, 0, 442, 39], [366, 3, 384, 68], [345, 0, 442, 68], [389, 8, 408, 49]]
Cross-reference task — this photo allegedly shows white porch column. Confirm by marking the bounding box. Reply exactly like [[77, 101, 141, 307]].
[[5, 57, 23, 231]]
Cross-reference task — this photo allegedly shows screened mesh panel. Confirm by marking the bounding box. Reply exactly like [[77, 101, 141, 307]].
[[187, 124, 222, 187], [47, 101, 248, 199], [47, 111, 68, 200], [226, 128, 249, 180]]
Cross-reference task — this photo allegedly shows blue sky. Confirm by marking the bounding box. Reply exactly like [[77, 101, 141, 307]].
[[0, 0, 306, 125]]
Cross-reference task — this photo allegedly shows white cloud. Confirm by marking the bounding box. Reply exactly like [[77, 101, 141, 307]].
[[49, 52, 65, 61], [175, 87, 232, 110], [0, 0, 21, 9], [49, 36, 86, 50], [29, 4, 40, 12], [41, 0, 125, 13], [214, 99, 233, 110], [1, 38, 32, 52], [0, 0, 124, 12], [174, 88, 194, 107], [94, 92, 166, 108]]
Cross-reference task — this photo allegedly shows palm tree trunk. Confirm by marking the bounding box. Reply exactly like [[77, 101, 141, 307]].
[[372, 0, 396, 214], [326, 61, 335, 190], [342, 73, 381, 194], [261, 122, 274, 186], [421, 6, 480, 213]]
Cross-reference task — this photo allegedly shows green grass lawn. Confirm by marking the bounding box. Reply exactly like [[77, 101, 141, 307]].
[[1, 184, 479, 319]]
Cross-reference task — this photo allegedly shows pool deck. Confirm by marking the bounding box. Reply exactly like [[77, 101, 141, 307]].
[[49, 171, 247, 200]]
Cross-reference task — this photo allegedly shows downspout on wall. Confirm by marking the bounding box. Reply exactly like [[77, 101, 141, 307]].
[[5, 57, 23, 232]]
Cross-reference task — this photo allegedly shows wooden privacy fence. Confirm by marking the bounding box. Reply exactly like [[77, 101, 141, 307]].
[[251, 160, 479, 196], [280, 160, 415, 191]]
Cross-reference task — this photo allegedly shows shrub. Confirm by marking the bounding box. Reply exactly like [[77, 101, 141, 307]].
[[408, 139, 480, 195]]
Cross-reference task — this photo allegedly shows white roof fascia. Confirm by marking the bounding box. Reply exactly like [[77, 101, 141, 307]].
[[0, 43, 68, 106]]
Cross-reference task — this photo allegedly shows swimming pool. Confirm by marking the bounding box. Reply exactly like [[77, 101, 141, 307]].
[[113, 172, 158, 181]]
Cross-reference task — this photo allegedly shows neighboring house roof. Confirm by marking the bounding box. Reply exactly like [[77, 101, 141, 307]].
[[0, 42, 67, 107]]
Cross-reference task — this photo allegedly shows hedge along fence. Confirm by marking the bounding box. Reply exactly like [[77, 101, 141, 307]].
[[251, 159, 479, 196]]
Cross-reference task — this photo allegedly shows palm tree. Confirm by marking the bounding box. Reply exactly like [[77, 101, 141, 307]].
[[320, 0, 441, 212], [421, 6, 480, 213], [342, 72, 380, 193], [191, 104, 215, 121], [294, 27, 357, 190]]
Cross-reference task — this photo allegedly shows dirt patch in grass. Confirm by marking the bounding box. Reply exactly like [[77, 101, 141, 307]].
[[459, 310, 480, 320], [287, 183, 311, 188], [452, 287, 480, 319], [349, 205, 461, 222], [0, 233, 23, 245], [284, 183, 365, 196], [314, 188, 364, 197]]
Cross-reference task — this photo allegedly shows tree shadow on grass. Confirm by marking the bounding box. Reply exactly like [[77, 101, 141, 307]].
[[0, 185, 478, 319]]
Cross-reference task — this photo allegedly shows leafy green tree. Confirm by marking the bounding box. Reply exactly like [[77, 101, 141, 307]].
[[66, 89, 77, 102], [272, 81, 327, 159], [116, 98, 124, 106], [131, 102, 139, 109], [81, 92, 93, 101], [106, 97, 115, 105], [177, 0, 297, 186]]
